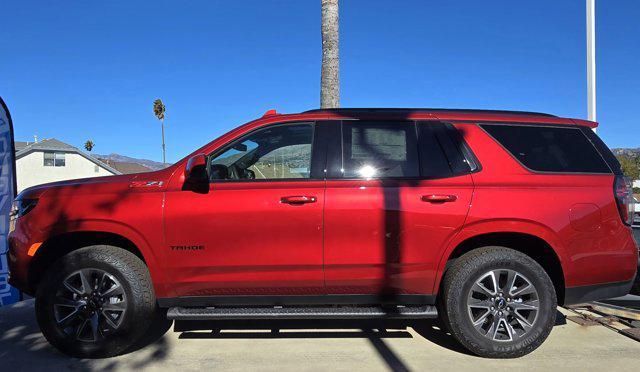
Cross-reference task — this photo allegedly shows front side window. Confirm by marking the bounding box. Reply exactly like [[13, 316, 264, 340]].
[[209, 124, 313, 181], [341, 122, 419, 179], [44, 152, 65, 167]]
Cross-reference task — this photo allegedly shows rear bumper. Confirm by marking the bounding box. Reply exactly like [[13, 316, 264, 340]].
[[564, 279, 635, 305]]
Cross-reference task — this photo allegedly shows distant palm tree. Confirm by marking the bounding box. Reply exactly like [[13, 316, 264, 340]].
[[84, 140, 94, 152], [153, 99, 166, 164], [321, 0, 340, 108]]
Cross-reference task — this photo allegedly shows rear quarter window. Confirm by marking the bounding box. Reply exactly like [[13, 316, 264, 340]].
[[480, 124, 611, 173], [418, 122, 478, 178]]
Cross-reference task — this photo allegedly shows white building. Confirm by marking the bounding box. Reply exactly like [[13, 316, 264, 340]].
[[15, 138, 120, 192]]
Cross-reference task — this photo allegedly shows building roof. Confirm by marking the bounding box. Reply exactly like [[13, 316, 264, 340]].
[[97, 159, 152, 174], [14, 141, 32, 151], [18, 138, 77, 152], [15, 138, 121, 175]]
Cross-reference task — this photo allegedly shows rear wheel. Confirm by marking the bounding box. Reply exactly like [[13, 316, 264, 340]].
[[631, 272, 640, 296], [440, 247, 557, 358], [35, 245, 160, 358]]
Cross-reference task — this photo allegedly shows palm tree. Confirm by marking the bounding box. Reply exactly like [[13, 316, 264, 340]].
[[321, 0, 340, 108], [153, 99, 166, 164], [84, 140, 94, 152]]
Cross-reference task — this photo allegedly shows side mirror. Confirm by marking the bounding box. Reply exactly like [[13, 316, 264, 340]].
[[184, 153, 208, 192]]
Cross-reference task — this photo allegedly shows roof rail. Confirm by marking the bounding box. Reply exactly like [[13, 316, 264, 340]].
[[302, 108, 556, 117]]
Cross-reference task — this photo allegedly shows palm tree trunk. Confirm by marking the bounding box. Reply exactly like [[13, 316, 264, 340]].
[[321, 0, 340, 108], [161, 118, 166, 164]]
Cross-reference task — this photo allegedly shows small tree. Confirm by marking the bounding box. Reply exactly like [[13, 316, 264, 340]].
[[153, 99, 167, 164], [84, 140, 94, 152], [616, 155, 640, 180]]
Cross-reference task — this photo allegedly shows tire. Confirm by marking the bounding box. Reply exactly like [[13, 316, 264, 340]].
[[35, 245, 159, 358], [631, 272, 640, 296], [439, 246, 557, 358]]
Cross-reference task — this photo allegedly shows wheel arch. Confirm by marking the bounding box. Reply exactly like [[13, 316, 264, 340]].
[[436, 229, 567, 305], [28, 227, 165, 296]]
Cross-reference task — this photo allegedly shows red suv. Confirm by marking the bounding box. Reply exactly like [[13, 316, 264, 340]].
[[8, 108, 638, 358]]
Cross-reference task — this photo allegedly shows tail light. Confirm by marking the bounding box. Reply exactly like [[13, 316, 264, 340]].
[[614, 175, 634, 226]]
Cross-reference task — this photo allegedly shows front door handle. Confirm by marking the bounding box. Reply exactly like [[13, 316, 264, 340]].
[[421, 194, 457, 203], [281, 195, 317, 204]]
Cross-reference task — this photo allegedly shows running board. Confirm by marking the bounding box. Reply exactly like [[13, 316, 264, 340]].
[[167, 305, 438, 320]]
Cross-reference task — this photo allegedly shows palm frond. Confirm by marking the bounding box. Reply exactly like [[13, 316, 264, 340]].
[[153, 98, 165, 120]]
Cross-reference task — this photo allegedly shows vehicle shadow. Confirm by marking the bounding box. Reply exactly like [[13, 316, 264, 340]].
[[175, 320, 451, 372], [600, 295, 640, 310], [0, 300, 172, 370], [177, 318, 419, 372], [174, 318, 465, 372], [183, 322, 416, 372], [176, 309, 569, 357]]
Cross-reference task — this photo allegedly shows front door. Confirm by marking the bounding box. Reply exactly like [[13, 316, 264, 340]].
[[323, 121, 474, 299], [164, 123, 325, 298]]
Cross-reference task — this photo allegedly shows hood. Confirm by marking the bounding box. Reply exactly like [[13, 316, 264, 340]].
[[18, 169, 172, 200]]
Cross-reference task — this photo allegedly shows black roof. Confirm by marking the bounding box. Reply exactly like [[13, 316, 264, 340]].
[[303, 108, 556, 117]]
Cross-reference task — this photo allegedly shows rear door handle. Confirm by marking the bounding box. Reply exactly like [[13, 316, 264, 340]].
[[281, 195, 317, 204], [421, 194, 457, 203]]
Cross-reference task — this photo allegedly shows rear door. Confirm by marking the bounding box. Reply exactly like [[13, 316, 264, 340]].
[[323, 121, 474, 299]]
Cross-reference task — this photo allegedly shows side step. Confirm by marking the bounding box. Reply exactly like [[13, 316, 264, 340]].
[[167, 305, 438, 320]]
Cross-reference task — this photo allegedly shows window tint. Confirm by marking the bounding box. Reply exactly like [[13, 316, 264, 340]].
[[341, 122, 419, 178], [209, 124, 313, 181], [418, 123, 474, 178], [580, 126, 623, 175], [481, 124, 610, 173]]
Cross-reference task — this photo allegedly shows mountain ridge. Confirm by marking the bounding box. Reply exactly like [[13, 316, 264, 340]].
[[612, 148, 640, 158], [95, 153, 168, 171]]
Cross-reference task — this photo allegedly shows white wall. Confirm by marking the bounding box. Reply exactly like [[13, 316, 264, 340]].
[[16, 151, 115, 192]]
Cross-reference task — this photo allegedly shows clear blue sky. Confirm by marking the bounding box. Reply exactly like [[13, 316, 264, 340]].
[[1, 1, 638, 163]]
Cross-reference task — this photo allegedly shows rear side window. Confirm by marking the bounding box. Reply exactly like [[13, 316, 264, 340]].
[[341, 122, 419, 178], [580, 126, 623, 175], [481, 124, 610, 173], [418, 123, 476, 178]]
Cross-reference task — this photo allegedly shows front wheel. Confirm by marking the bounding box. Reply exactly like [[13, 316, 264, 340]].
[[439, 247, 557, 358], [35, 245, 160, 358]]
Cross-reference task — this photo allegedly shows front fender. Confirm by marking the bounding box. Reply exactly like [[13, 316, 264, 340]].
[[41, 219, 168, 297]]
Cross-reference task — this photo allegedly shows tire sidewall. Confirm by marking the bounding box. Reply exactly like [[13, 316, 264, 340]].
[[35, 246, 154, 358], [445, 248, 557, 357]]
